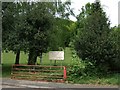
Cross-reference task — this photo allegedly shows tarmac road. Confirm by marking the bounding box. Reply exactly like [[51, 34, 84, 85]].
[[1, 78, 119, 90], [2, 84, 22, 88]]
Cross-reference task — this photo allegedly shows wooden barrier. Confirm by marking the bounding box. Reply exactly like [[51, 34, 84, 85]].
[[11, 64, 67, 82]]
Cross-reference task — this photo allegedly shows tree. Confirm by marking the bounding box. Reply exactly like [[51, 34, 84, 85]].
[[2, 2, 24, 64], [2, 1, 73, 65], [108, 26, 120, 71], [21, 1, 73, 65], [15, 2, 55, 65], [74, 1, 112, 72], [49, 18, 74, 51]]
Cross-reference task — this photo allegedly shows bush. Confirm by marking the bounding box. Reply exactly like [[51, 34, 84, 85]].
[[67, 50, 104, 78]]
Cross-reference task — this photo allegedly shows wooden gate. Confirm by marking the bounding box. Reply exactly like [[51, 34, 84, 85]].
[[11, 64, 67, 82]]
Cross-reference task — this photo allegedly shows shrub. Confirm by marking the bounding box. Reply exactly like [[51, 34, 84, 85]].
[[67, 50, 104, 78]]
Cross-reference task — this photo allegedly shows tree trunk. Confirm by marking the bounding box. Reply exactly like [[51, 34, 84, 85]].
[[15, 50, 20, 64], [40, 52, 42, 64], [28, 49, 37, 65], [54, 60, 57, 66]]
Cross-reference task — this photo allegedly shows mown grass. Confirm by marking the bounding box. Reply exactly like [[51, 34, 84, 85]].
[[2, 48, 73, 65], [1, 47, 120, 85]]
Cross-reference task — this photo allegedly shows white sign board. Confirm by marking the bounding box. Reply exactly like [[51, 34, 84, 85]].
[[49, 51, 64, 60]]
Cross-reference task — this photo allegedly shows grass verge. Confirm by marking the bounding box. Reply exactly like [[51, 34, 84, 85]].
[[67, 73, 120, 85]]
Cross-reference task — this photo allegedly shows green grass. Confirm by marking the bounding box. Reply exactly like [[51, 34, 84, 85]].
[[2, 48, 72, 65], [2, 51, 28, 64], [67, 74, 120, 85]]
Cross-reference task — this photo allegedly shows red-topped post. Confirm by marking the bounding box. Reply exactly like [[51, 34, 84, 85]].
[[63, 66, 67, 80]]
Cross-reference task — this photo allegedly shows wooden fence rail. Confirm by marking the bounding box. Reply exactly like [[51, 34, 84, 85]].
[[11, 64, 67, 82]]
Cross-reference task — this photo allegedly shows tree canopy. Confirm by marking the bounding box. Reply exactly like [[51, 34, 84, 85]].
[[2, 1, 74, 65], [73, 1, 116, 72]]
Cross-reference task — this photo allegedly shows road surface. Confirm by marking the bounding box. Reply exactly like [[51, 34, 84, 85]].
[[1, 78, 119, 89]]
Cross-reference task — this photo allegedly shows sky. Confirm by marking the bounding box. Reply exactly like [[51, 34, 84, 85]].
[[1, 0, 119, 27], [69, 0, 119, 27]]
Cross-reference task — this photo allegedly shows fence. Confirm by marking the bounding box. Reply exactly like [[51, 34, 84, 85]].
[[11, 64, 67, 82]]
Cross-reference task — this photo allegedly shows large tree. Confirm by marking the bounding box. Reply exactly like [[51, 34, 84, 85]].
[[2, 1, 73, 65], [22, 2, 55, 65], [74, 1, 112, 72], [21, 1, 73, 65], [2, 2, 24, 64]]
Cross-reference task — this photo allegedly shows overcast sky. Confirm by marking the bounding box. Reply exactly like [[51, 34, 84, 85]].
[[69, 0, 119, 27]]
